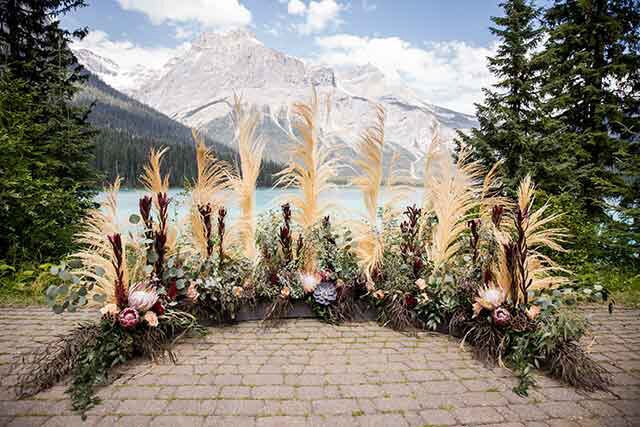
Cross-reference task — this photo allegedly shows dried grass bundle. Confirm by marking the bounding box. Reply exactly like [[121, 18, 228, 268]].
[[274, 87, 337, 232], [189, 129, 231, 259], [351, 105, 386, 286], [140, 147, 177, 254], [140, 147, 170, 205], [424, 142, 486, 270], [547, 341, 610, 391], [228, 96, 265, 261], [496, 175, 569, 302], [14, 322, 102, 399], [70, 178, 128, 305]]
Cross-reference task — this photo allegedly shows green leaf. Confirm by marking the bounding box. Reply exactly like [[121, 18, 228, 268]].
[[129, 214, 141, 224], [93, 293, 106, 302], [176, 279, 186, 290], [52, 304, 64, 314], [147, 252, 158, 263]]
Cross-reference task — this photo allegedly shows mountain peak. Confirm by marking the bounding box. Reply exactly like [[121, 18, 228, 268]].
[[193, 29, 261, 49]]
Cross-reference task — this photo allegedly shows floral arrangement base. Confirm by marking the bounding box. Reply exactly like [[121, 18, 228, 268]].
[[228, 301, 378, 322]]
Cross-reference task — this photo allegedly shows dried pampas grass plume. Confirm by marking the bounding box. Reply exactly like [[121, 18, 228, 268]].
[[425, 142, 485, 270], [140, 147, 170, 207], [496, 175, 570, 302], [70, 177, 128, 305], [229, 95, 265, 261], [275, 87, 337, 231], [188, 128, 231, 259]]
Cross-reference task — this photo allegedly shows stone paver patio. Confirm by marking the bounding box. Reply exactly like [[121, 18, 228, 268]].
[[0, 306, 638, 426]]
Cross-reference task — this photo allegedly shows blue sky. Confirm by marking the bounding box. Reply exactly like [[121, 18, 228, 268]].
[[62, 1, 506, 113]]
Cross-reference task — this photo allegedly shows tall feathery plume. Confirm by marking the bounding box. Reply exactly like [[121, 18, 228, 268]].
[[424, 142, 486, 271], [140, 147, 177, 259], [189, 128, 230, 260], [496, 175, 569, 303], [140, 147, 170, 208], [229, 95, 264, 261], [350, 105, 387, 287], [274, 87, 337, 232], [70, 178, 128, 306]]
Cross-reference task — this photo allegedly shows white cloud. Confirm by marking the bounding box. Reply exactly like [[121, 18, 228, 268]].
[[287, 0, 307, 15], [288, 0, 345, 35], [116, 0, 252, 28], [315, 34, 497, 113], [173, 25, 194, 40], [362, 0, 376, 12]]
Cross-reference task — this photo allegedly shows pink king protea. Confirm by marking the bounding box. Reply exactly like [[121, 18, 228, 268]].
[[118, 307, 140, 329], [492, 307, 511, 326]]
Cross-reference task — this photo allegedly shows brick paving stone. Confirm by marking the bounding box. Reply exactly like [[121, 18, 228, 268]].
[[454, 406, 505, 425], [419, 408, 457, 425], [0, 306, 639, 426]]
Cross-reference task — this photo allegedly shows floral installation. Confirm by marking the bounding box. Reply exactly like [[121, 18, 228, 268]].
[[14, 91, 611, 416]]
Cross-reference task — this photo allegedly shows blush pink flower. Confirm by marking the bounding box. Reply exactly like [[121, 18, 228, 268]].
[[100, 303, 119, 317], [492, 307, 511, 326], [144, 311, 158, 327], [526, 305, 541, 320], [118, 307, 139, 329], [186, 282, 199, 303], [300, 272, 319, 293]]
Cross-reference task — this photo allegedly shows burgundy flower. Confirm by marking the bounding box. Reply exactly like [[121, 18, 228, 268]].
[[492, 307, 511, 326], [151, 301, 165, 316], [405, 294, 417, 308], [167, 279, 178, 300], [118, 307, 140, 329]]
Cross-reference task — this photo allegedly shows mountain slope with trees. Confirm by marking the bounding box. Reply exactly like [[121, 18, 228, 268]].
[[74, 73, 283, 188]]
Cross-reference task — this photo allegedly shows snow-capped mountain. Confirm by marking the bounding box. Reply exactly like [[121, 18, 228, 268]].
[[74, 30, 477, 168]]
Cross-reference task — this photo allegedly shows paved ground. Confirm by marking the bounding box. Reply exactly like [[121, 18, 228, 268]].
[[0, 306, 638, 426]]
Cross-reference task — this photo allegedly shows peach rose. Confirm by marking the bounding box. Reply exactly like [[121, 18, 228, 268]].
[[100, 303, 119, 317], [300, 272, 319, 293], [525, 305, 541, 320], [233, 286, 243, 298], [415, 278, 427, 291], [144, 311, 158, 327], [280, 286, 291, 299]]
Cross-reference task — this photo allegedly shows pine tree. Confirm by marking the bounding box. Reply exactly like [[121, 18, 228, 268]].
[[536, 0, 640, 215], [0, 1, 100, 263], [536, 0, 640, 265], [457, 0, 550, 193]]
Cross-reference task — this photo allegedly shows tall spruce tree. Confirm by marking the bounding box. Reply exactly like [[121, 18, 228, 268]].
[[537, 0, 640, 213], [536, 0, 640, 264], [457, 0, 551, 193], [0, 1, 100, 263]]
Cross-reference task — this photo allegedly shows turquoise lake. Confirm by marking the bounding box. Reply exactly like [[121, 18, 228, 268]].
[[96, 187, 425, 228]]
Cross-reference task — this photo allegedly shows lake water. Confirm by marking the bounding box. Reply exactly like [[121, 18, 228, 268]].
[[96, 187, 425, 228]]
